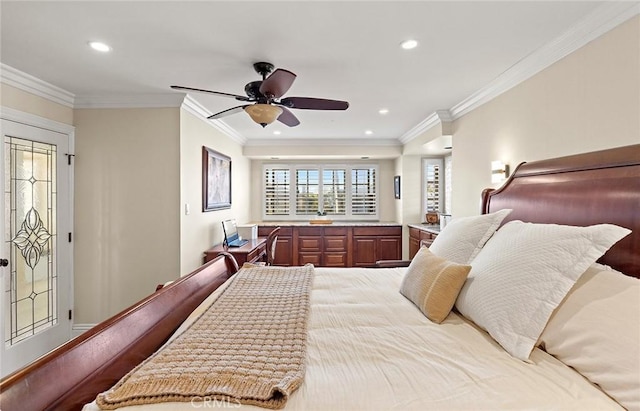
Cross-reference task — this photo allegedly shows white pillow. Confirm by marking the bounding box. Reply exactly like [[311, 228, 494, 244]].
[[539, 264, 640, 411], [429, 209, 512, 264], [455, 220, 631, 361]]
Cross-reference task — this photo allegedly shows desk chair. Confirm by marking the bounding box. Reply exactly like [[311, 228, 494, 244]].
[[265, 227, 280, 266]]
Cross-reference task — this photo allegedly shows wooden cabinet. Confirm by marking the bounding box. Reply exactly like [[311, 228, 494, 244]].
[[257, 224, 401, 267], [352, 226, 402, 267], [324, 227, 349, 267], [296, 226, 350, 267], [258, 226, 293, 266], [409, 225, 439, 259], [298, 226, 323, 266], [409, 227, 422, 258]]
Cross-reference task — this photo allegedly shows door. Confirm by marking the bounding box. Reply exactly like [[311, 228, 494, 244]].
[[0, 118, 73, 377]]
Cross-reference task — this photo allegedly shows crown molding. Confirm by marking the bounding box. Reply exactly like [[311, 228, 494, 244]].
[[398, 112, 441, 144], [181, 95, 246, 145], [245, 137, 401, 147], [399, 110, 452, 144], [1, 63, 75, 108], [402, 1, 640, 144], [450, 1, 639, 121], [74, 93, 185, 109]]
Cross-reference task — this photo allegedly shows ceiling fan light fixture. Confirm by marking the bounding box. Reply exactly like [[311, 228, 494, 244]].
[[245, 104, 283, 127]]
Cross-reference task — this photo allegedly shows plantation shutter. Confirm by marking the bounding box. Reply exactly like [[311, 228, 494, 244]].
[[351, 167, 377, 216], [264, 167, 290, 215], [296, 168, 319, 215], [423, 158, 443, 214], [322, 168, 346, 215]]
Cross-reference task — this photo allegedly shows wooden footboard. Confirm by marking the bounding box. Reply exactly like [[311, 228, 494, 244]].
[[0, 252, 239, 411]]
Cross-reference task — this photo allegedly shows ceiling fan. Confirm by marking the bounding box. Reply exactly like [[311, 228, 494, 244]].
[[171, 62, 349, 128]]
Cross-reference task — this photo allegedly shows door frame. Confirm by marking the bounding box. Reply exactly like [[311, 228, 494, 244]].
[[0, 106, 75, 375]]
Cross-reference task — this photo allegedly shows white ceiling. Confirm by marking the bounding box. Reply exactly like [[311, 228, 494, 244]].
[[0, 1, 618, 147]]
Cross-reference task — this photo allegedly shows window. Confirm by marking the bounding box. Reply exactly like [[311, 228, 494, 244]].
[[422, 158, 444, 215], [351, 167, 377, 215], [295, 168, 319, 215], [322, 168, 346, 215], [444, 156, 452, 215], [264, 168, 290, 216], [263, 164, 378, 220]]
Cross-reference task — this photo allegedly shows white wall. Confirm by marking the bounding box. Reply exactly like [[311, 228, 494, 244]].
[[451, 16, 640, 217], [74, 108, 180, 324], [180, 109, 251, 274], [1, 83, 73, 124]]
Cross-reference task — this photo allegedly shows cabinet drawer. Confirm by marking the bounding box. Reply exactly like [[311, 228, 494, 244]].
[[324, 227, 348, 236], [353, 226, 401, 236], [420, 231, 436, 240], [298, 226, 323, 236], [299, 253, 321, 266], [324, 252, 348, 267], [258, 226, 293, 236], [324, 236, 347, 251], [299, 236, 322, 251], [246, 243, 266, 263]]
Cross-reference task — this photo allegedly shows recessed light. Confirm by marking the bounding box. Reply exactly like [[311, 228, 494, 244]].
[[378, 108, 389, 115], [88, 41, 111, 52], [365, 130, 373, 135], [273, 130, 281, 135], [400, 39, 418, 50]]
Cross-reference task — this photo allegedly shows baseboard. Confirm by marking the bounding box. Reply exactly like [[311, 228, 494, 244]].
[[72, 323, 96, 338]]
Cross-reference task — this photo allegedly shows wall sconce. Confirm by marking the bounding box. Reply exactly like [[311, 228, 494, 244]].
[[491, 160, 510, 183]]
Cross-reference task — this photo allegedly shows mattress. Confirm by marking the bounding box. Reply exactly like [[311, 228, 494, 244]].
[[84, 266, 622, 410]]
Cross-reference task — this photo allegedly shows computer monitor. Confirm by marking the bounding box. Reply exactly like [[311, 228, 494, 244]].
[[222, 219, 239, 246], [222, 219, 247, 247]]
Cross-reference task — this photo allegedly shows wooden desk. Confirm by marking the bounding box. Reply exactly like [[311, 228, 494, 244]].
[[203, 237, 267, 265]]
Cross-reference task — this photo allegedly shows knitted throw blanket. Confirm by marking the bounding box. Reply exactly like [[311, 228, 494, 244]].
[[96, 263, 315, 410]]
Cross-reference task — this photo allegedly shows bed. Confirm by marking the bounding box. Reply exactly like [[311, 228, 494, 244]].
[[1, 144, 639, 411]]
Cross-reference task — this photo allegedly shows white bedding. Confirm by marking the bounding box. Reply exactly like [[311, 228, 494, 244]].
[[84, 267, 622, 410]]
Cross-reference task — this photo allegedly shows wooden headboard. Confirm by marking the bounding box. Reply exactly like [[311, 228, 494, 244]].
[[481, 144, 640, 278]]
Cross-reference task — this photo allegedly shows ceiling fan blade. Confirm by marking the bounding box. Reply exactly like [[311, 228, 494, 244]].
[[259, 69, 297, 99], [280, 97, 349, 110], [207, 105, 249, 120], [171, 85, 252, 102], [277, 107, 300, 127]]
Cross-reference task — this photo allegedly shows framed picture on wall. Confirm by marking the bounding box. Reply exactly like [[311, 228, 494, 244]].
[[202, 146, 231, 211], [394, 175, 401, 199]]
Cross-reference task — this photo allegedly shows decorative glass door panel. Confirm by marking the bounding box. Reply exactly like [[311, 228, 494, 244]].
[[5, 137, 57, 345]]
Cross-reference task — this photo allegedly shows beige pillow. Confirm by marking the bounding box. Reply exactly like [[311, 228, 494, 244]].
[[400, 247, 471, 323], [539, 264, 640, 411]]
